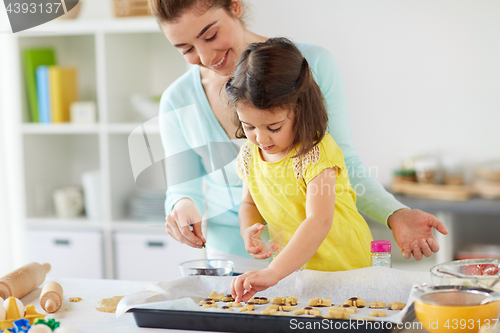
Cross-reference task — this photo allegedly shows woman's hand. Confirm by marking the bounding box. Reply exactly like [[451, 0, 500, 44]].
[[242, 223, 272, 259], [389, 208, 448, 260], [165, 198, 206, 249], [230, 268, 281, 303]]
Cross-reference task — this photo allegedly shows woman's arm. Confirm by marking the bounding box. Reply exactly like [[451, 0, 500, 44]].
[[304, 44, 447, 259], [159, 98, 206, 247], [231, 168, 337, 302]]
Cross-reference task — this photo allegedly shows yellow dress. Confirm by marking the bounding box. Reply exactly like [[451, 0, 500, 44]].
[[236, 133, 372, 271]]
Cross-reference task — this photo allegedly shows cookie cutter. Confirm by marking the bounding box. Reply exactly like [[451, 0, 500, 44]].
[[0, 298, 45, 331]]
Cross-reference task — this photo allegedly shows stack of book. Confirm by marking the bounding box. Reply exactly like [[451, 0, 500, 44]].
[[23, 48, 79, 123]]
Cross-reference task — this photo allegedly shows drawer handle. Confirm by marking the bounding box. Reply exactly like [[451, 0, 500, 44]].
[[54, 239, 70, 246], [147, 241, 164, 248]]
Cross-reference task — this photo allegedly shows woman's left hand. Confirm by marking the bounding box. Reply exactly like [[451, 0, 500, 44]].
[[230, 268, 280, 303], [389, 208, 448, 260]]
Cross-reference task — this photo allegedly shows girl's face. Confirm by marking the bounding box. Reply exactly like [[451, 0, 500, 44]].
[[237, 103, 296, 162], [161, 2, 246, 77]]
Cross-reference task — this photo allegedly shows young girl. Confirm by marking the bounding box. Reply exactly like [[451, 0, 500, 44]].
[[227, 37, 373, 302]]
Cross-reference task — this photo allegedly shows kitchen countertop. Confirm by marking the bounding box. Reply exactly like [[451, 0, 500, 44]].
[[19, 278, 199, 333], [392, 193, 500, 215], [15, 268, 433, 333]]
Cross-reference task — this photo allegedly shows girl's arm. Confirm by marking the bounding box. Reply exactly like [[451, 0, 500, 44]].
[[231, 167, 337, 302], [239, 182, 272, 259]]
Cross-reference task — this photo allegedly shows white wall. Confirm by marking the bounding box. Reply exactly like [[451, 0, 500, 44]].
[[0, 9, 14, 275], [246, 0, 500, 185]]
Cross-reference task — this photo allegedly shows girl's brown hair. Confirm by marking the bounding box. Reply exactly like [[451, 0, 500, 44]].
[[149, 0, 236, 24], [225, 37, 328, 158]]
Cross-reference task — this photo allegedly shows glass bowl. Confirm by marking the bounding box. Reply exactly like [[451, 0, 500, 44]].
[[179, 259, 234, 277], [430, 258, 500, 291], [414, 285, 500, 333]]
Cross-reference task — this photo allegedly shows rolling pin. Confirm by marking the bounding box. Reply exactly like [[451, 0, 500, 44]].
[[40, 281, 63, 313], [0, 262, 51, 299]]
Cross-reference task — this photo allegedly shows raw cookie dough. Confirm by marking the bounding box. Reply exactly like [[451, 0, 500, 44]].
[[248, 297, 270, 304], [221, 294, 235, 302], [220, 306, 233, 311], [226, 302, 242, 308], [266, 304, 294, 312], [272, 297, 297, 306], [369, 310, 387, 317], [199, 299, 214, 305], [207, 292, 225, 302], [307, 297, 331, 307], [261, 309, 277, 315], [369, 301, 386, 309], [95, 296, 125, 313], [69, 297, 82, 303], [293, 307, 321, 316], [388, 302, 406, 310], [344, 297, 366, 308], [330, 304, 357, 314], [327, 309, 350, 320], [240, 304, 255, 312], [201, 302, 218, 308]]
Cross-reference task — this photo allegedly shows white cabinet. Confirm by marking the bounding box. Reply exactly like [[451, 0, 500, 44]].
[[114, 232, 206, 281], [26, 230, 103, 279], [1, 18, 190, 278]]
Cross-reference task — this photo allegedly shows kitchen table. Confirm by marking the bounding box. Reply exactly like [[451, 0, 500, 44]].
[[16, 269, 433, 333], [19, 277, 200, 333]]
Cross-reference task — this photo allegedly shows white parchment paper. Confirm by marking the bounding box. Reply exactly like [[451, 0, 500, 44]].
[[117, 267, 431, 323]]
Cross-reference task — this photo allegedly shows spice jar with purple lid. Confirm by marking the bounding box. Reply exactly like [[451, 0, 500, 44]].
[[371, 240, 392, 268]]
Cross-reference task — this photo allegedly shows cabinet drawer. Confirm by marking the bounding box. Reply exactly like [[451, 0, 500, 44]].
[[25, 230, 104, 279], [114, 232, 205, 281]]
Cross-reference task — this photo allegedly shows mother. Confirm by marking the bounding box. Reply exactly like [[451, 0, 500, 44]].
[[151, 0, 448, 272]]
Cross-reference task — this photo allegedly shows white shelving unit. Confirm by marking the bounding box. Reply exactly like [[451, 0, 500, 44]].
[[1, 17, 205, 279]]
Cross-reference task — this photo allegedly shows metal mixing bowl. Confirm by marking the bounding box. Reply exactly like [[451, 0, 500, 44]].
[[179, 259, 234, 277]]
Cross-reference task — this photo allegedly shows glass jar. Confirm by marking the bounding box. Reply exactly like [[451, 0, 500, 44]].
[[371, 240, 392, 268]]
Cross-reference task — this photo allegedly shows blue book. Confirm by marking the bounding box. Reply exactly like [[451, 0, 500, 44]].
[[36, 66, 51, 123]]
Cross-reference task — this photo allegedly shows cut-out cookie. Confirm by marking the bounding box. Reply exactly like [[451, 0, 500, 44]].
[[344, 297, 366, 308], [327, 310, 350, 320], [207, 292, 225, 302], [226, 302, 242, 308], [388, 302, 406, 310], [266, 304, 294, 312], [307, 297, 331, 307], [272, 297, 298, 306], [248, 297, 269, 304], [369, 310, 387, 317], [293, 307, 321, 316], [330, 304, 357, 314], [369, 301, 386, 309]]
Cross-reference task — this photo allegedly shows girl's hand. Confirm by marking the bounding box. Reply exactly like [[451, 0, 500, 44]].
[[165, 198, 206, 249], [230, 268, 281, 303], [242, 223, 272, 259]]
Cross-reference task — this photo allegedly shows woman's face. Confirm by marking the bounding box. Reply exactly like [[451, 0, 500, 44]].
[[161, 3, 246, 77]]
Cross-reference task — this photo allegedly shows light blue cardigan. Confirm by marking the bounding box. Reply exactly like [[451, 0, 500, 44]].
[[159, 41, 408, 258]]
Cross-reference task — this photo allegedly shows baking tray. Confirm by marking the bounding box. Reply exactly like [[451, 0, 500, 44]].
[[130, 304, 417, 332]]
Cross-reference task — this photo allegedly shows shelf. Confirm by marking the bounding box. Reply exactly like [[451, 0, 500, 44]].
[[111, 221, 165, 231], [3, 18, 187, 279], [26, 217, 102, 230], [15, 17, 160, 37], [22, 123, 101, 134], [107, 123, 160, 134]]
